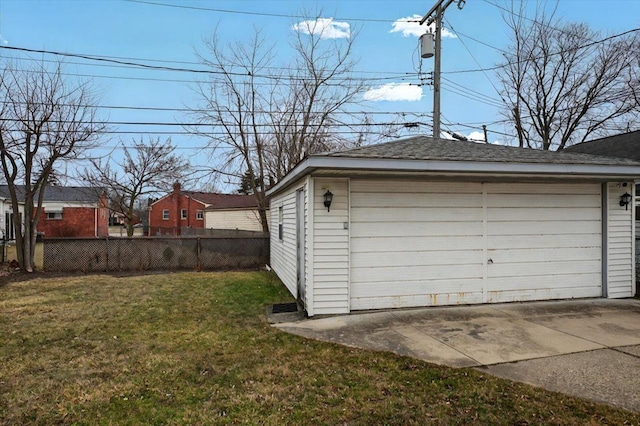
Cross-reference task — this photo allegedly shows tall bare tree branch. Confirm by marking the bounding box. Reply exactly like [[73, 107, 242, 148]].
[[498, 4, 639, 150], [83, 137, 189, 237], [0, 60, 104, 271], [188, 14, 367, 231]]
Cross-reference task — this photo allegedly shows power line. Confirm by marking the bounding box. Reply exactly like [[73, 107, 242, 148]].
[[124, 0, 419, 23], [0, 99, 432, 118], [481, 0, 596, 42], [443, 27, 640, 74], [444, 18, 506, 104], [441, 76, 502, 104], [441, 82, 503, 108], [0, 46, 415, 85], [0, 52, 414, 78]]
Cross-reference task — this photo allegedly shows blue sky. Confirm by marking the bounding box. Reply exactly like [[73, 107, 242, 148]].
[[0, 0, 638, 189]]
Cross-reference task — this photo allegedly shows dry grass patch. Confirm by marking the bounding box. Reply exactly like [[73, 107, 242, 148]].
[[1, 271, 639, 425]]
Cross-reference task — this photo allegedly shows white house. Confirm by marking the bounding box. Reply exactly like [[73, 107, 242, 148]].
[[204, 196, 269, 232], [267, 136, 640, 317]]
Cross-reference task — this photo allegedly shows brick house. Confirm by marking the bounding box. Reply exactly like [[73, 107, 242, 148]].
[[148, 183, 266, 235], [0, 186, 109, 239]]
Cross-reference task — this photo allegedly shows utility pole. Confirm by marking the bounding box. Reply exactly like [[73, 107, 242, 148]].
[[420, 0, 465, 139], [433, 4, 442, 139]]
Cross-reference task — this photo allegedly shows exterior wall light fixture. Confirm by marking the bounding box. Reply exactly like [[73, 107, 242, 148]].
[[620, 192, 632, 210], [323, 190, 333, 212]]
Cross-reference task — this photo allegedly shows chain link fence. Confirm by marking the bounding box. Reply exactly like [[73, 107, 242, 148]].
[[42, 236, 269, 272]]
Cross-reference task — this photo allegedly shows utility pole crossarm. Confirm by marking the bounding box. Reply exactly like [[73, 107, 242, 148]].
[[420, 0, 455, 26]]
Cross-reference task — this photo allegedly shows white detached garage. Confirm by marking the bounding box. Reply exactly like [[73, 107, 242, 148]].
[[267, 137, 639, 317]]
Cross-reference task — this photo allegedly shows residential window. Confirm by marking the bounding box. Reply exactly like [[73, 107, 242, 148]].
[[196, 210, 204, 220], [46, 211, 63, 220], [181, 209, 187, 220], [278, 205, 283, 240], [162, 209, 170, 220]]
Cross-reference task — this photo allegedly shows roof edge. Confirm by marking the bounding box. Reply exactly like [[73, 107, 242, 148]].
[[267, 156, 640, 196]]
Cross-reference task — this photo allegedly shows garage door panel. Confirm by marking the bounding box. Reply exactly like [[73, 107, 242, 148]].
[[488, 233, 600, 250], [486, 182, 600, 194], [351, 192, 483, 208], [351, 249, 483, 268], [351, 207, 483, 223], [488, 246, 601, 263], [352, 180, 482, 194], [351, 221, 482, 238], [351, 235, 485, 253], [487, 260, 601, 278], [351, 292, 484, 310], [487, 193, 600, 208], [487, 220, 601, 235], [487, 207, 601, 222], [351, 264, 483, 283], [486, 286, 602, 303], [488, 273, 602, 291], [350, 278, 484, 298]]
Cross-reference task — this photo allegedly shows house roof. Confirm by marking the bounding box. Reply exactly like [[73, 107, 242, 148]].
[[268, 135, 640, 197], [323, 136, 640, 165], [184, 192, 263, 210], [0, 185, 103, 203], [563, 130, 640, 161]]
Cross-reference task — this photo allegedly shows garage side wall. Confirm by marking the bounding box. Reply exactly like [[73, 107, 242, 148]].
[[312, 178, 350, 315], [270, 180, 306, 298], [607, 182, 636, 297]]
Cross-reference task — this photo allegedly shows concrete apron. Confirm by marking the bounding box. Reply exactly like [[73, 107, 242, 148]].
[[275, 298, 640, 412]]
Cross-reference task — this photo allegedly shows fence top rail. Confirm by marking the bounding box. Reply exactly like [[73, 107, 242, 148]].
[[42, 235, 269, 241]]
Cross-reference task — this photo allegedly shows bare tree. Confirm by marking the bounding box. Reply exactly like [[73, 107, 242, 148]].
[[0, 61, 104, 272], [84, 137, 189, 237], [497, 4, 640, 150], [189, 15, 366, 231]]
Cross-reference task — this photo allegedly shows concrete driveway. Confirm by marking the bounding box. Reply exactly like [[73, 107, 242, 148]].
[[274, 298, 640, 412]]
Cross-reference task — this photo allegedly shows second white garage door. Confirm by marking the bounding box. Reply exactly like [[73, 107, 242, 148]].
[[349, 180, 602, 311]]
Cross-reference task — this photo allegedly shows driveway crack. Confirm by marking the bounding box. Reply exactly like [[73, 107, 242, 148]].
[[389, 311, 483, 366]]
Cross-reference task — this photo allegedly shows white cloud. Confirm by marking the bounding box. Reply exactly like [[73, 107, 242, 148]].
[[467, 131, 485, 142], [390, 14, 457, 38], [363, 83, 423, 102], [0, 34, 8, 45], [467, 130, 501, 144], [292, 18, 350, 39]]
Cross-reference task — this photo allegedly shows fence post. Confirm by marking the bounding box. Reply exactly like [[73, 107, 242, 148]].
[[196, 237, 201, 272], [105, 235, 109, 272]]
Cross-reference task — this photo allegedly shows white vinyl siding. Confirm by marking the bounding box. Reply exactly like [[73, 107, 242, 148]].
[[313, 178, 350, 315], [205, 208, 268, 232], [485, 183, 602, 303], [607, 182, 635, 297], [270, 180, 306, 298], [350, 180, 603, 311], [350, 180, 484, 310]]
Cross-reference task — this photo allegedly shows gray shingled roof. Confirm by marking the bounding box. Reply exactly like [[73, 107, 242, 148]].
[[563, 130, 640, 161], [319, 136, 640, 166], [183, 192, 266, 210], [0, 185, 103, 202]]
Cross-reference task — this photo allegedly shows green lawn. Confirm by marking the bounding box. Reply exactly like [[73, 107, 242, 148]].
[[1, 271, 638, 425]]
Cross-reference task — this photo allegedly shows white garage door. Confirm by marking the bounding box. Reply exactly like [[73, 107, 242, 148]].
[[350, 180, 485, 310], [349, 180, 602, 311], [485, 183, 602, 303]]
